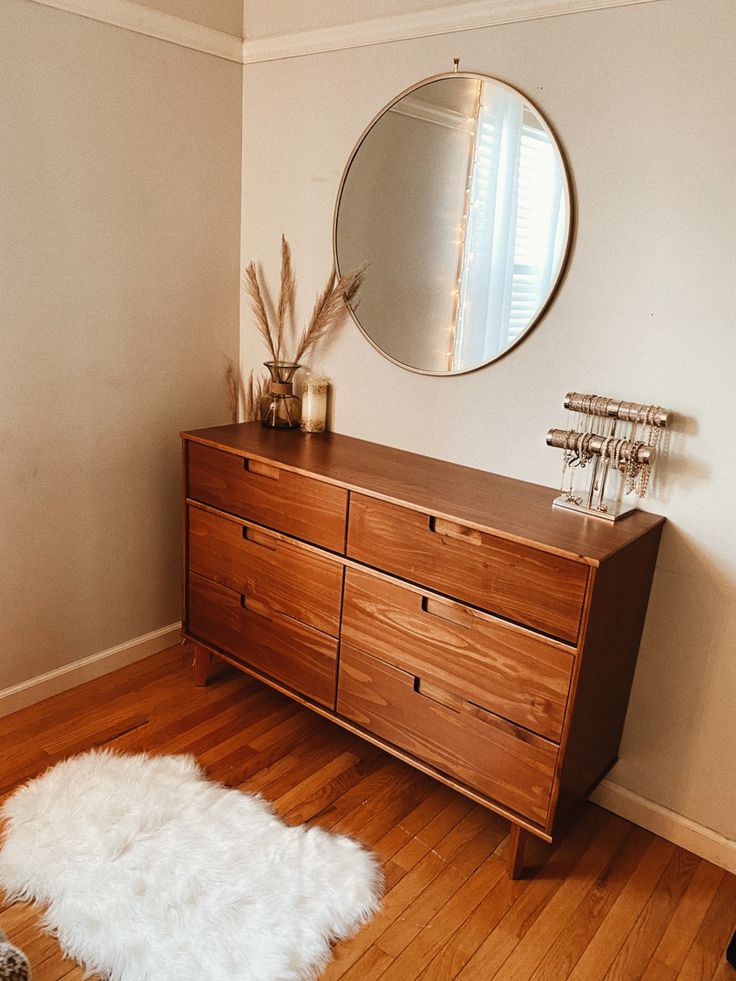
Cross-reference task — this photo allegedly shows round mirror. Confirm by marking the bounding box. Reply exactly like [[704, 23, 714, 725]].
[[334, 73, 573, 374]]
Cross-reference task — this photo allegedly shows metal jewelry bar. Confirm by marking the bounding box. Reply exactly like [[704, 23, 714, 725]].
[[546, 429, 657, 465], [563, 393, 670, 428]]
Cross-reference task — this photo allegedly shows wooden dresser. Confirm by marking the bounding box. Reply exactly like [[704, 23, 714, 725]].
[[181, 423, 664, 876]]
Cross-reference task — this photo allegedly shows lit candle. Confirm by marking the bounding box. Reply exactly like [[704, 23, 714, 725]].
[[300, 375, 329, 433]]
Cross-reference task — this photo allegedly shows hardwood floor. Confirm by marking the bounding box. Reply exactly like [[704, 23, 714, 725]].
[[0, 645, 733, 980]]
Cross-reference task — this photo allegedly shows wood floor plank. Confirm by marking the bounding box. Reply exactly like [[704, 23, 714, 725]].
[[41, 711, 151, 757], [322, 805, 486, 980], [340, 816, 504, 981], [391, 796, 475, 871], [452, 805, 607, 981], [371, 782, 456, 849], [188, 698, 298, 762], [488, 812, 632, 980], [322, 852, 446, 979], [605, 848, 700, 980], [308, 762, 432, 840], [566, 836, 677, 980], [376, 854, 507, 981], [158, 684, 292, 753], [272, 751, 364, 814], [256, 734, 360, 803], [421, 873, 529, 980], [675, 872, 736, 980], [36, 961, 86, 981], [0, 901, 36, 935], [104, 681, 261, 757], [218, 715, 334, 789], [284, 750, 386, 825], [0, 645, 732, 981], [377, 820, 506, 959], [641, 861, 725, 980], [529, 824, 654, 981]]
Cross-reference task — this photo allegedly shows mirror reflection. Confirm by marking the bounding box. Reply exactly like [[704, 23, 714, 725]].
[[334, 75, 572, 374]]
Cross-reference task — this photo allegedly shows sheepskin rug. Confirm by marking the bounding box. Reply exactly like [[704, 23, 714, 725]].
[[0, 750, 382, 981]]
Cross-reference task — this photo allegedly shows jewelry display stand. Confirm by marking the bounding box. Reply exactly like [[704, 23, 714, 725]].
[[547, 393, 671, 521]]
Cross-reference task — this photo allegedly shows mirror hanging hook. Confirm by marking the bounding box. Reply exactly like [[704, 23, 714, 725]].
[[453, 57, 460, 72]]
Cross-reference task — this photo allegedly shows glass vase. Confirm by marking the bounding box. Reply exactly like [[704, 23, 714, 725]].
[[260, 361, 302, 429]]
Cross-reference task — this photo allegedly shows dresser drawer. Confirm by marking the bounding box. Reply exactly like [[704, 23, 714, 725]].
[[337, 645, 557, 824], [187, 441, 348, 552], [188, 504, 343, 636], [341, 568, 573, 742], [347, 495, 588, 643], [187, 572, 338, 708]]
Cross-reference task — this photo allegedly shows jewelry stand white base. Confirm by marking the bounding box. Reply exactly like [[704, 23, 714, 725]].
[[552, 494, 638, 522]]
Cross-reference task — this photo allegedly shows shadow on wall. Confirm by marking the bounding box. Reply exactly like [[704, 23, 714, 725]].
[[615, 520, 736, 826], [650, 412, 708, 504]]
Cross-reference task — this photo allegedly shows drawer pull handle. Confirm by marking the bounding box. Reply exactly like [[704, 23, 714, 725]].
[[414, 677, 464, 712], [244, 458, 280, 480], [429, 516, 482, 545], [462, 701, 530, 741], [240, 595, 272, 621], [242, 526, 277, 550], [421, 596, 473, 628]]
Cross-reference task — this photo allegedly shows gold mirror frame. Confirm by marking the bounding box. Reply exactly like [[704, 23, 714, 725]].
[[333, 71, 575, 376]]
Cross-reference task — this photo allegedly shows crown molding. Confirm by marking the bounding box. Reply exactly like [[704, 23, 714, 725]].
[[27, 0, 243, 63], [26, 0, 665, 67], [390, 95, 474, 132], [242, 0, 664, 65]]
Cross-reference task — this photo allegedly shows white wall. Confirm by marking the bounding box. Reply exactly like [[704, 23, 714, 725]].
[[241, 0, 736, 843], [1, 1, 242, 688]]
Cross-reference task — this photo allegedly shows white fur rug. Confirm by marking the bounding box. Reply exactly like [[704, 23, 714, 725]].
[[0, 751, 382, 981]]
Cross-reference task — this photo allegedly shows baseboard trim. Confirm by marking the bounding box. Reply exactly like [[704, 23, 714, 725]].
[[27, 0, 243, 63], [0, 623, 182, 719], [592, 779, 736, 874], [242, 0, 664, 65]]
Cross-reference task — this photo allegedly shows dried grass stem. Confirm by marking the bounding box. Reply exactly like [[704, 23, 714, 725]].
[[243, 237, 366, 367]]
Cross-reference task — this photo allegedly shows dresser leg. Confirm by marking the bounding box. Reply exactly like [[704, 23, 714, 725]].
[[507, 823, 528, 879], [192, 645, 211, 686]]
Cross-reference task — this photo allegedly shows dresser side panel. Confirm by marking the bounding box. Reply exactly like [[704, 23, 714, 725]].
[[552, 522, 664, 832]]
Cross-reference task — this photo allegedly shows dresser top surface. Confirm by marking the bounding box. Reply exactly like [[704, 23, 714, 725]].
[[182, 423, 665, 564]]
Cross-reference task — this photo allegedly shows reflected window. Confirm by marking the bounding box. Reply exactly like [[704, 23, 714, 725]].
[[454, 86, 565, 370]]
